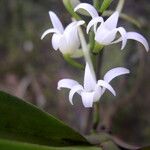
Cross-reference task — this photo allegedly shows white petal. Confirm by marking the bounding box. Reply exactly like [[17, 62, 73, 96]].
[[104, 11, 119, 30], [101, 30, 117, 45], [64, 21, 84, 35], [104, 67, 130, 83], [41, 28, 59, 40], [126, 32, 149, 52], [97, 80, 116, 96], [93, 86, 102, 102], [65, 22, 77, 33], [49, 11, 64, 33], [84, 63, 96, 92], [117, 27, 127, 49], [51, 34, 61, 50], [62, 21, 84, 54], [59, 36, 70, 54], [110, 37, 122, 44], [95, 25, 117, 45], [86, 17, 104, 33], [69, 85, 83, 105], [81, 92, 95, 108], [64, 21, 85, 41], [74, 3, 98, 18], [111, 27, 127, 50], [57, 79, 79, 90]]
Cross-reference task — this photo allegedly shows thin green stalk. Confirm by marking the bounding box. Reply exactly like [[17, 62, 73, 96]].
[[63, 55, 84, 69], [93, 102, 100, 131], [116, 0, 125, 13], [63, 0, 81, 20], [96, 49, 104, 79], [78, 26, 99, 133], [78, 27, 95, 78], [92, 49, 104, 131]]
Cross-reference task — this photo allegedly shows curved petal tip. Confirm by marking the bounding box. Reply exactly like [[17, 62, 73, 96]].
[[97, 80, 116, 96], [127, 32, 149, 52], [74, 3, 98, 18]]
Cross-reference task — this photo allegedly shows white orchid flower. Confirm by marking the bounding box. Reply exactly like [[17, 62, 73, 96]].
[[74, 3, 149, 51], [57, 63, 130, 108], [41, 11, 85, 55]]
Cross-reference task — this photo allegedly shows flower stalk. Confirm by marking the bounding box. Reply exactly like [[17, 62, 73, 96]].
[[93, 102, 100, 131], [93, 49, 104, 131], [63, 55, 84, 69], [78, 26, 96, 78], [116, 0, 125, 13]]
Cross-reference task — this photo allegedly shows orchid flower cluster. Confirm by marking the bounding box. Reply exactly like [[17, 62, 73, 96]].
[[41, 2, 149, 108]]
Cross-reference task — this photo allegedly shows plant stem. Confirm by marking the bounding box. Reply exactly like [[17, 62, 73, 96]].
[[96, 50, 104, 79], [78, 27, 98, 133], [78, 27, 96, 79], [84, 108, 93, 134], [116, 0, 125, 13], [93, 102, 100, 131], [63, 55, 84, 69], [92, 49, 104, 131]]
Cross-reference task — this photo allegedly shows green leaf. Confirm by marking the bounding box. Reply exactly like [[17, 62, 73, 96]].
[[93, 0, 102, 10], [0, 139, 102, 150], [0, 91, 90, 147], [100, 0, 113, 13]]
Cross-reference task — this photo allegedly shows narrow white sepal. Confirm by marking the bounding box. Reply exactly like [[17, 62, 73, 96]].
[[116, 27, 127, 50], [95, 26, 117, 45], [58, 36, 69, 54], [126, 32, 149, 52], [84, 63, 96, 92], [110, 27, 127, 49], [52, 34, 61, 50], [86, 17, 104, 33], [74, 3, 98, 18], [104, 11, 119, 30], [93, 86, 102, 102], [81, 92, 94, 108], [57, 79, 79, 90], [97, 80, 116, 96], [49, 11, 64, 33], [104, 67, 130, 83], [69, 85, 83, 105], [63, 21, 84, 54], [41, 28, 59, 40]]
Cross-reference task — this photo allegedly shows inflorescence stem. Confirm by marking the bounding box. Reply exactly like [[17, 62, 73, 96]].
[[116, 0, 125, 13]]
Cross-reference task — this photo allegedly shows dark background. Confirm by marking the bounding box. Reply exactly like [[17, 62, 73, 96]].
[[0, 0, 149, 146]]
